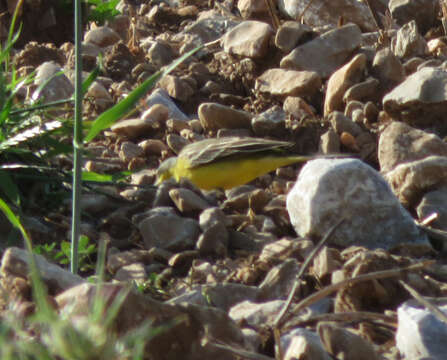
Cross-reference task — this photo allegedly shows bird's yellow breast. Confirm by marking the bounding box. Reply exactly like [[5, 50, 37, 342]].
[[173, 155, 303, 190]]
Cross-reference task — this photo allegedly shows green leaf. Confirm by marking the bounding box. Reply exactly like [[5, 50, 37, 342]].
[[81, 62, 101, 97], [0, 171, 20, 206], [60, 241, 71, 257], [0, 197, 27, 240], [81, 170, 130, 182], [84, 44, 204, 143]]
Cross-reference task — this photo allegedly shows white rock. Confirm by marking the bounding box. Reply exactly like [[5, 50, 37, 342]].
[[279, 328, 331, 360], [286, 159, 429, 249], [396, 300, 447, 359]]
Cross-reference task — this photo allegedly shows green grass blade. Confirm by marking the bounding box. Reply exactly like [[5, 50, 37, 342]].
[[2, 25, 22, 68], [81, 63, 100, 97], [84, 70, 162, 143], [84, 44, 204, 143], [0, 171, 21, 206], [81, 170, 130, 182], [0, 198, 54, 319], [31, 71, 65, 103]]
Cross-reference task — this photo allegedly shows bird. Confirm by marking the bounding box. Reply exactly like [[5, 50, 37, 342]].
[[155, 136, 339, 190]]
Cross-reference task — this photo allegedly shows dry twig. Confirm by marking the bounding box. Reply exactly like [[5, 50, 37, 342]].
[[273, 218, 345, 359], [399, 280, 447, 324], [290, 260, 434, 317], [283, 310, 397, 332]]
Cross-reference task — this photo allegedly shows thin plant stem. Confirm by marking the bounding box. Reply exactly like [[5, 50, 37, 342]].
[[71, 0, 83, 274]]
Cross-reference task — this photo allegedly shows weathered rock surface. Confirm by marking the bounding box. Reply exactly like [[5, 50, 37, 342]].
[[280, 24, 362, 79], [286, 159, 429, 249], [324, 54, 366, 116], [383, 67, 447, 126], [384, 156, 447, 208], [256, 68, 321, 98], [221, 20, 274, 58], [378, 122, 447, 173], [396, 300, 447, 360], [278, 0, 376, 32], [138, 208, 200, 251]]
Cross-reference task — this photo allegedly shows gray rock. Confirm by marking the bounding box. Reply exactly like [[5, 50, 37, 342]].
[[224, 187, 271, 212], [237, 0, 269, 21], [378, 122, 447, 173], [87, 81, 113, 110], [392, 20, 427, 59], [275, 21, 313, 52], [111, 118, 156, 140], [417, 188, 447, 231], [221, 20, 274, 58], [169, 283, 259, 311], [255, 68, 321, 98], [258, 258, 300, 300], [80, 193, 117, 214], [389, 0, 439, 34], [114, 262, 147, 284], [182, 15, 238, 44], [138, 210, 200, 251], [284, 96, 316, 119], [229, 299, 285, 328], [318, 322, 381, 360], [278, 0, 376, 32], [363, 101, 380, 123], [279, 328, 332, 360], [396, 300, 447, 359], [343, 78, 380, 104], [1, 247, 84, 293], [403, 56, 425, 75], [158, 75, 195, 102], [198, 102, 252, 131], [313, 247, 342, 279], [328, 111, 363, 137], [56, 282, 245, 360], [84, 26, 121, 47], [146, 40, 175, 67], [251, 106, 287, 137], [107, 249, 153, 273], [228, 230, 261, 252], [280, 24, 362, 79], [417, 59, 443, 71], [166, 134, 189, 154], [383, 67, 447, 126], [33, 61, 74, 103], [344, 100, 364, 118], [324, 53, 366, 116], [139, 139, 169, 156], [130, 169, 156, 185], [384, 156, 447, 208], [144, 89, 189, 122], [141, 103, 170, 124], [119, 141, 144, 162], [242, 328, 262, 352], [371, 47, 405, 93], [197, 207, 229, 256], [319, 129, 341, 153], [81, 42, 103, 63], [286, 159, 429, 249], [169, 188, 210, 213], [168, 250, 199, 274]]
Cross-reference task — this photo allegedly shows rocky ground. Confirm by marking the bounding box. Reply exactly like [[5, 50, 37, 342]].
[[2, 0, 447, 358]]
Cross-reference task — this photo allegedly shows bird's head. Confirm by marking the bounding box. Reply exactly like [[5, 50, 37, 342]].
[[155, 157, 177, 185]]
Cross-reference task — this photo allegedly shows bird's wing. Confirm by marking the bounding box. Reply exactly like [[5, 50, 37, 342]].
[[180, 137, 294, 168]]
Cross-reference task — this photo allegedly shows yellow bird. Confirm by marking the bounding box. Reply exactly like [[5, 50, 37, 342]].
[[155, 137, 331, 190]]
